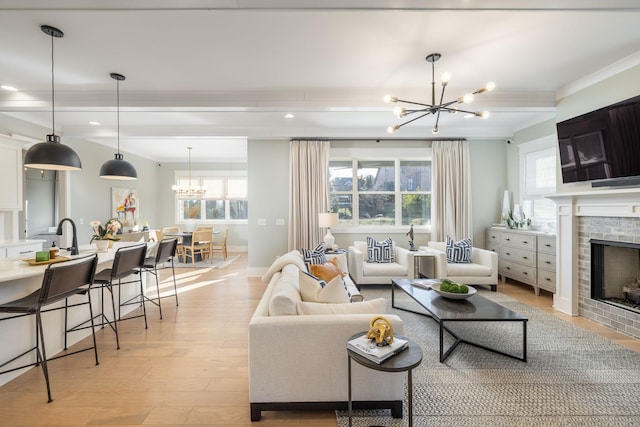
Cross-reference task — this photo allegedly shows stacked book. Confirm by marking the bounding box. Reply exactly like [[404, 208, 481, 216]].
[[347, 334, 409, 364], [412, 278, 440, 289]]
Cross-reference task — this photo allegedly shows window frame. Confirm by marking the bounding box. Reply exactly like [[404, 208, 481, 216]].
[[518, 137, 557, 222], [173, 169, 248, 225], [329, 147, 432, 233]]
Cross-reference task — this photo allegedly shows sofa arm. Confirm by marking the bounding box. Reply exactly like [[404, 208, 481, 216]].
[[249, 314, 404, 404], [472, 247, 498, 280]]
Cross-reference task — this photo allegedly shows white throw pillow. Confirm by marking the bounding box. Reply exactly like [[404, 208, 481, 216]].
[[296, 298, 387, 315], [299, 271, 351, 303]]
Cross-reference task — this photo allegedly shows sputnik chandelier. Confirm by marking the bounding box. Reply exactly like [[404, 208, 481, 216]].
[[384, 53, 495, 135]]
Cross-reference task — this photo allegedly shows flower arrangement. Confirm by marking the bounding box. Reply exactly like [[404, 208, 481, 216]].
[[90, 218, 123, 242], [505, 210, 531, 229]]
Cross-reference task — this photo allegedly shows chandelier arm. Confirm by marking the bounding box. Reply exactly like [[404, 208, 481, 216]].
[[395, 99, 437, 108], [395, 111, 435, 130]]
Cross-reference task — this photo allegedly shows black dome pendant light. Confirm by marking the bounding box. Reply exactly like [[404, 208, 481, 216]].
[[99, 73, 137, 180], [24, 25, 82, 171]]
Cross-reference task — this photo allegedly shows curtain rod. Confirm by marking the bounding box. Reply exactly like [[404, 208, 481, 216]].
[[290, 137, 467, 142]]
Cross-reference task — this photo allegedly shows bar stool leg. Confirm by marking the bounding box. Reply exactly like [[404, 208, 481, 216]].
[[35, 311, 52, 403]]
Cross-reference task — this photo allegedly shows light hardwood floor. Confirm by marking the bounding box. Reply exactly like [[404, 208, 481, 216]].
[[0, 254, 638, 426]]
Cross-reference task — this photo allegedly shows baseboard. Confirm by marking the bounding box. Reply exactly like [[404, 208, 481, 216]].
[[249, 400, 402, 421]]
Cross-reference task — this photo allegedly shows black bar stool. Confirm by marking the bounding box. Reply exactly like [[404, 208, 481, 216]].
[[0, 254, 99, 402], [92, 243, 148, 350], [142, 238, 180, 317]]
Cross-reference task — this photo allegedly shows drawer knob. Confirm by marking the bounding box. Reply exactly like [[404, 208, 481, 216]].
[[506, 238, 511, 241], [506, 252, 511, 255], [523, 256, 528, 260], [545, 261, 551, 264], [523, 241, 528, 244], [545, 278, 551, 281], [506, 266, 511, 270], [545, 244, 551, 247], [523, 272, 528, 275]]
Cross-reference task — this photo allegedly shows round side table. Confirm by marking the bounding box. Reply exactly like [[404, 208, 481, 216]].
[[346, 333, 423, 427]]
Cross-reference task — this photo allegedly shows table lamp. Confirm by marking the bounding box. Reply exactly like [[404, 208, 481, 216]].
[[318, 212, 339, 249]]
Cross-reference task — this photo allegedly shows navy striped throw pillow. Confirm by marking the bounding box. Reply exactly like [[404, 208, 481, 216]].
[[445, 236, 472, 263], [366, 237, 394, 263], [301, 243, 327, 266]]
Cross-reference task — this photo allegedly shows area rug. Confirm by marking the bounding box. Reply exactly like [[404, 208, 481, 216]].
[[336, 285, 640, 427], [172, 255, 238, 269]]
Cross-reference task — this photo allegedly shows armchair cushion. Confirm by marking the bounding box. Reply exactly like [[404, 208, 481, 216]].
[[348, 240, 414, 285], [366, 237, 394, 263], [446, 236, 472, 263]]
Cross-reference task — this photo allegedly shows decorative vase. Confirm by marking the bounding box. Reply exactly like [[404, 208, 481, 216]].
[[95, 240, 109, 252], [184, 219, 198, 232]]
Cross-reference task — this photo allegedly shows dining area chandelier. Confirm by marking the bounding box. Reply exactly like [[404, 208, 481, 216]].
[[384, 53, 495, 135], [171, 147, 207, 198]]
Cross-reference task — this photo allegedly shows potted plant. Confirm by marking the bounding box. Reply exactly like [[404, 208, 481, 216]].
[[90, 218, 122, 250]]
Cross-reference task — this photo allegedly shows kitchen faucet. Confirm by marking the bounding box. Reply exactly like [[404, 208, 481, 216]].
[[56, 218, 79, 255]]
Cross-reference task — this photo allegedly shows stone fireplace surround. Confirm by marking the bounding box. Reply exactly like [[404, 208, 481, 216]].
[[549, 188, 640, 340]]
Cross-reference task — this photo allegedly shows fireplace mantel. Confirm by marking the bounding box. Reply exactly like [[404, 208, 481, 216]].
[[548, 188, 640, 316]]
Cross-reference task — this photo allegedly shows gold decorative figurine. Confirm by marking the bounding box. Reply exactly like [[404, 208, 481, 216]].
[[366, 316, 394, 346]]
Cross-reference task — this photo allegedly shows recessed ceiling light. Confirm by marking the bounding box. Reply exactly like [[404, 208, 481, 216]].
[[89, 121, 101, 126], [285, 113, 294, 119], [1, 85, 18, 91]]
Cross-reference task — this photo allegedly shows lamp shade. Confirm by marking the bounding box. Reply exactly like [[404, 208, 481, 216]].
[[99, 153, 138, 180], [318, 212, 338, 228], [24, 134, 82, 171]]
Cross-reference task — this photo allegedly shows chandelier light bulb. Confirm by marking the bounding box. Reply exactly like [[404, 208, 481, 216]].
[[387, 125, 399, 134], [485, 82, 496, 92], [393, 107, 406, 118], [383, 95, 397, 103], [441, 71, 451, 84], [480, 111, 490, 119], [463, 93, 474, 103]]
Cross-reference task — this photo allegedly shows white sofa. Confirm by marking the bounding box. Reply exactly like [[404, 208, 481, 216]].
[[419, 241, 498, 291], [248, 250, 404, 421], [348, 240, 414, 285]]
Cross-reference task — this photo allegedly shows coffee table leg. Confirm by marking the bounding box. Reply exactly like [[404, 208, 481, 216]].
[[348, 355, 352, 427], [523, 320, 528, 362], [439, 321, 444, 363]]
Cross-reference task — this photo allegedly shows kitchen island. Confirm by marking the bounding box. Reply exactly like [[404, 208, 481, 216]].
[[0, 242, 153, 386]]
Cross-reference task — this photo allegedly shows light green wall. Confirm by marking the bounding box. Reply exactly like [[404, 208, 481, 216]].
[[247, 139, 289, 270]]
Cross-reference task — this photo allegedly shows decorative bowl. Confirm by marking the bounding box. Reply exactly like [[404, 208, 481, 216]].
[[431, 282, 477, 300]]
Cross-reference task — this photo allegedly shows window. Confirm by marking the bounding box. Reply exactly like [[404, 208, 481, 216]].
[[329, 157, 431, 228], [174, 172, 248, 223], [519, 138, 556, 221]]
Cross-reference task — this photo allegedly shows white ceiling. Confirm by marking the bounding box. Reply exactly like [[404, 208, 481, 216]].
[[1, 0, 640, 161]]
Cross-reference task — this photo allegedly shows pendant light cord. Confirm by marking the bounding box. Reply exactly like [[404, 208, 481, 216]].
[[116, 78, 120, 154], [50, 32, 56, 137]]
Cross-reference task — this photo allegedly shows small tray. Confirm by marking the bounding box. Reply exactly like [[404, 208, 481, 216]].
[[22, 256, 70, 266]]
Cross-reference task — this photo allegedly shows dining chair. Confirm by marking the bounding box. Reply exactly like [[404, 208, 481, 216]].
[[0, 254, 99, 402], [92, 243, 148, 349], [182, 229, 213, 265], [212, 227, 230, 261], [143, 238, 180, 312]]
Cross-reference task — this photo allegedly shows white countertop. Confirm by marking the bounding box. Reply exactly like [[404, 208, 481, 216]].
[[0, 239, 47, 248], [0, 241, 153, 284]]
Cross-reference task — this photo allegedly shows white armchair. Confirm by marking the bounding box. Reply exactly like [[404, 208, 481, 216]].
[[348, 240, 414, 285], [419, 241, 498, 291]]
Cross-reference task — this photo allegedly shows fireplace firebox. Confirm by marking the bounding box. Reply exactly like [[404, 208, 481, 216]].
[[590, 239, 640, 313]]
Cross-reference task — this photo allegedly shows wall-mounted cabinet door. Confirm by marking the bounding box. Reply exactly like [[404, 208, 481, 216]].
[[0, 136, 23, 210]]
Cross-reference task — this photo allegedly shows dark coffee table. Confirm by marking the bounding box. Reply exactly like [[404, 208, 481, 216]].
[[391, 278, 528, 363]]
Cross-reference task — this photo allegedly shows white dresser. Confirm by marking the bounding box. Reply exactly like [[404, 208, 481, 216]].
[[486, 227, 556, 295]]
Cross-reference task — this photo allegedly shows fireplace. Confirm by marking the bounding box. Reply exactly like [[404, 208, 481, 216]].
[[590, 239, 640, 313]]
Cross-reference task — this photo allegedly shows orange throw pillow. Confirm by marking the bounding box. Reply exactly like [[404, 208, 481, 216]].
[[309, 257, 343, 282]]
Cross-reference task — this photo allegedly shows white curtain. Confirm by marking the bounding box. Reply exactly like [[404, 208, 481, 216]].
[[288, 139, 331, 251], [432, 139, 472, 241]]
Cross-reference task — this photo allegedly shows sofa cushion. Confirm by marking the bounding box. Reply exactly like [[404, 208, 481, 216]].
[[446, 236, 472, 263], [268, 265, 302, 316], [299, 271, 351, 303], [309, 257, 343, 282], [301, 243, 327, 265], [296, 298, 386, 315], [366, 237, 394, 263]]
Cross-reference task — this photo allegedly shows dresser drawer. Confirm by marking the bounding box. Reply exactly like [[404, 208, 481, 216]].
[[501, 232, 537, 251], [500, 246, 536, 267], [486, 241, 500, 254], [537, 252, 556, 271], [500, 260, 536, 285], [537, 269, 556, 292], [487, 229, 501, 244], [537, 235, 556, 254]]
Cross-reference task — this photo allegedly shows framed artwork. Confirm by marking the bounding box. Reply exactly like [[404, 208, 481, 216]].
[[111, 187, 139, 227]]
